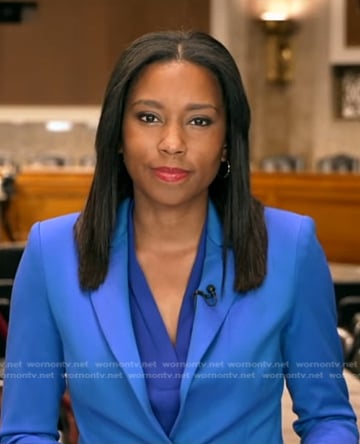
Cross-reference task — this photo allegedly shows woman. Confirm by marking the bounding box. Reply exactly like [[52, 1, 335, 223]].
[[0, 30, 358, 444]]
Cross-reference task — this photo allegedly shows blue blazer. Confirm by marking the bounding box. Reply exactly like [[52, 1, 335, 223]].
[[0, 200, 358, 444]]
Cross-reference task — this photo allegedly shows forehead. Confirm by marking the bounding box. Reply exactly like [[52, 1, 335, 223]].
[[128, 60, 223, 99]]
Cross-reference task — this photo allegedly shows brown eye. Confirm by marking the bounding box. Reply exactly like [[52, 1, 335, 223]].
[[190, 117, 212, 126], [138, 112, 159, 123]]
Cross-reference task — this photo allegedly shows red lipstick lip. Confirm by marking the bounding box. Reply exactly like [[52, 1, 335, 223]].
[[153, 167, 190, 183]]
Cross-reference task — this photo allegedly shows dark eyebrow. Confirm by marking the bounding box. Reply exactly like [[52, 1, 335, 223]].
[[130, 99, 221, 113], [130, 99, 163, 109], [187, 103, 220, 113]]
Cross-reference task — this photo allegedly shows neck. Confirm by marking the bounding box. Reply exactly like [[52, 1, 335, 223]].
[[132, 200, 208, 254]]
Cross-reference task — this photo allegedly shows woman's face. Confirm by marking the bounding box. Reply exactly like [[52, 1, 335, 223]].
[[122, 60, 227, 209]]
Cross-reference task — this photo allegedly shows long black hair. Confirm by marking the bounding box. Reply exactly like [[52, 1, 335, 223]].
[[75, 30, 267, 293]]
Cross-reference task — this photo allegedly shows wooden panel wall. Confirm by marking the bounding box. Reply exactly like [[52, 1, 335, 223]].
[[251, 172, 360, 264], [0, 0, 209, 105], [346, 0, 360, 46], [0, 170, 92, 241], [1, 171, 360, 265]]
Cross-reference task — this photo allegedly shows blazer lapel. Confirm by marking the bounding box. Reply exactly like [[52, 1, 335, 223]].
[[89, 201, 164, 434], [177, 204, 238, 412], [89, 200, 237, 438]]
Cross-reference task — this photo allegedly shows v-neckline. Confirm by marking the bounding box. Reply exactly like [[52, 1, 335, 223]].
[[127, 204, 207, 363]]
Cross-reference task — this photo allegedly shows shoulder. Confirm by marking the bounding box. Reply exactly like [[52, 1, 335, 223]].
[[264, 205, 313, 228], [37, 212, 80, 230], [16, 213, 80, 289], [27, 212, 80, 251], [261, 207, 331, 310], [264, 206, 315, 242], [264, 206, 321, 268]]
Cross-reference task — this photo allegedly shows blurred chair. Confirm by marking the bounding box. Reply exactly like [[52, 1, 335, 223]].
[[338, 326, 355, 362], [0, 163, 16, 203], [337, 295, 360, 330], [0, 244, 24, 356], [0, 151, 19, 186], [27, 152, 74, 167], [0, 245, 24, 303], [259, 154, 305, 172], [78, 154, 96, 168], [0, 156, 18, 242], [316, 154, 359, 173], [336, 296, 360, 374], [0, 151, 18, 170], [348, 315, 360, 375]]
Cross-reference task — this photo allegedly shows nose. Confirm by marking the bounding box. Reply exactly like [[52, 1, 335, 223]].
[[158, 121, 186, 155]]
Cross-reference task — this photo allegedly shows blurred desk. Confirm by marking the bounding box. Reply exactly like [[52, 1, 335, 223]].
[[330, 263, 360, 284], [1, 168, 93, 242], [252, 171, 360, 265], [329, 262, 360, 303], [1, 170, 360, 266]]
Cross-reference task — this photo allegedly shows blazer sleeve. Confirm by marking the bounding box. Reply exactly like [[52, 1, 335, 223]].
[[282, 216, 359, 444], [0, 223, 66, 444]]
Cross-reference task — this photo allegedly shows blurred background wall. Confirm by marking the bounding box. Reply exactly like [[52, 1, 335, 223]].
[[0, 0, 359, 169]]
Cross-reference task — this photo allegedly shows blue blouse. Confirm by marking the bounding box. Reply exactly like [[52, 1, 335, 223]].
[[128, 208, 207, 435]]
